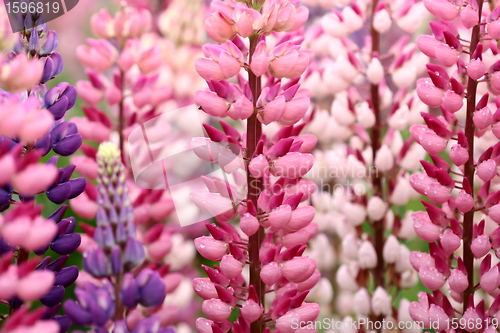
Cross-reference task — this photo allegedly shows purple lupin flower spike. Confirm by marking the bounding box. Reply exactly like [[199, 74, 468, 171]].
[[65, 142, 168, 332], [0, 10, 84, 332]]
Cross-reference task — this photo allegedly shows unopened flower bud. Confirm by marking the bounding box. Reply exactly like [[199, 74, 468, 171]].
[[383, 235, 400, 263], [419, 266, 445, 290], [480, 266, 500, 293], [202, 299, 233, 322], [440, 229, 461, 256], [353, 288, 371, 315], [366, 57, 384, 84], [371, 287, 392, 316], [358, 240, 377, 269], [448, 269, 468, 293], [367, 196, 388, 221], [471, 235, 490, 258]]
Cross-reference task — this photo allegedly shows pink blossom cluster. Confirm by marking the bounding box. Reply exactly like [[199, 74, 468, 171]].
[[407, 0, 500, 330], [293, 0, 433, 326], [11, 0, 500, 331], [70, 4, 207, 331], [191, 1, 323, 333]]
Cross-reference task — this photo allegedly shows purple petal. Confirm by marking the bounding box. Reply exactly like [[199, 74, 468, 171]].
[[34, 15, 46, 32], [51, 122, 78, 144], [46, 255, 69, 272], [46, 182, 72, 204], [111, 246, 122, 276], [96, 208, 109, 226], [94, 226, 109, 249], [0, 187, 11, 206], [36, 256, 52, 270], [132, 317, 161, 333], [46, 155, 60, 167], [54, 315, 71, 333], [48, 95, 69, 120], [138, 271, 166, 307], [43, 85, 62, 107], [108, 205, 118, 224], [135, 269, 153, 287], [83, 248, 110, 277], [61, 85, 77, 110], [41, 57, 54, 83], [53, 134, 82, 156], [55, 266, 79, 287], [123, 238, 145, 271], [8, 296, 22, 309], [39, 31, 58, 56], [68, 178, 87, 199], [115, 221, 127, 244], [40, 285, 65, 307], [48, 205, 68, 223], [19, 194, 34, 203], [63, 300, 92, 326], [56, 82, 70, 91], [63, 217, 76, 234], [56, 219, 70, 238], [35, 133, 52, 156], [0, 238, 14, 256], [51, 234, 81, 255], [60, 165, 76, 183], [120, 273, 138, 308], [42, 303, 61, 319], [103, 225, 115, 248], [50, 52, 64, 77], [33, 244, 49, 256], [89, 297, 109, 327], [28, 26, 39, 52]]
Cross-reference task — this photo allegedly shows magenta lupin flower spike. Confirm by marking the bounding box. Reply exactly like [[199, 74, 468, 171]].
[[297, 0, 432, 327], [192, 1, 320, 333], [409, 0, 500, 329], [71, 4, 206, 331]]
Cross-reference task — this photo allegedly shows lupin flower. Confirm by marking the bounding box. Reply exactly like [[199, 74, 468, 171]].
[[0, 14, 83, 332], [192, 1, 319, 333], [409, 0, 500, 329], [72, 5, 202, 330], [299, 0, 429, 328], [64, 142, 171, 332], [0, 53, 43, 92]]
